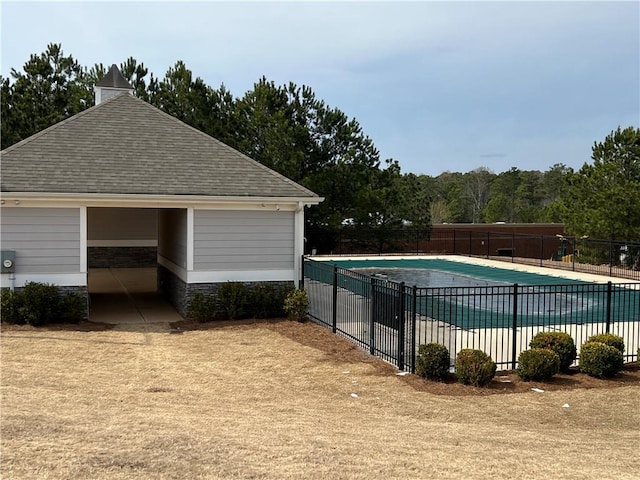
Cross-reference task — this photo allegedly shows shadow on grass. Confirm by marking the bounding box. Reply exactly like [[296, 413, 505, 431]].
[[1, 320, 115, 332], [0, 320, 158, 345]]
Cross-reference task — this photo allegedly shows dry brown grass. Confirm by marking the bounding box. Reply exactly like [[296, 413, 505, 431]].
[[2, 320, 639, 480]]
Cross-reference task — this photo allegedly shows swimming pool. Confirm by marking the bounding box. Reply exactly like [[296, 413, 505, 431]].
[[303, 256, 640, 370], [327, 257, 590, 287], [304, 257, 640, 329]]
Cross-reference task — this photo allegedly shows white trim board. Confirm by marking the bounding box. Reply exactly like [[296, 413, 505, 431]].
[[157, 255, 294, 284], [186, 208, 194, 271], [87, 240, 158, 247], [188, 269, 295, 283], [80, 206, 87, 273], [1, 193, 322, 209], [0, 273, 87, 288], [293, 202, 304, 287], [158, 255, 187, 282]]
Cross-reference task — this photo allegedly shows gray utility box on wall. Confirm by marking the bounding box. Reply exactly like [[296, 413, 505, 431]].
[[1, 250, 16, 273]]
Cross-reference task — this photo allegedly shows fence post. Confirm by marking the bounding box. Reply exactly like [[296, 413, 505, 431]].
[[572, 237, 576, 272], [539, 235, 544, 267], [453, 229, 456, 254], [332, 266, 338, 334], [468, 231, 472, 256], [511, 283, 519, 370], [511, 232, 515, 263], [397, 282, 406, 370], [370, 277, 376, 355], [411, 285, 417, 373], [609, 236, 614, 276], [606, 281, 612, 333], [486, 232, 490, 258]]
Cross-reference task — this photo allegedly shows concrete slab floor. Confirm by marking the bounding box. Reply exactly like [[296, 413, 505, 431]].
[[88, 268, 183, 325]]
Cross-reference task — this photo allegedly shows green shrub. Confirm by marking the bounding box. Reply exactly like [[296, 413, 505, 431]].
[[530, 331, 576, 372], [283, 288, 309, 322], [415, 343, 450, 381], [275, 284, 296, 317], [1, 289, 25, 324], [60, 292, 86, 323], [20, 282, 62, 326], [579, 342, 624, 378], [1, 283, 84, 326], [248, 284, 272, 318], [454, 349, 496, 387], [586, 333, 625, 353], [248, 283, 292, 319], [188, 293, 218, 322], [516, 348, 560, 381], [216, 282, 248, 320]]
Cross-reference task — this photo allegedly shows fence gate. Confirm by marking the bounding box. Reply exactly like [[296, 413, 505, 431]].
[[371, 278, 409, 370], [372, 278, 402, 330]]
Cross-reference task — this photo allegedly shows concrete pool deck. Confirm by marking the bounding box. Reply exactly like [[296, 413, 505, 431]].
[[309, 254, 640, 285]]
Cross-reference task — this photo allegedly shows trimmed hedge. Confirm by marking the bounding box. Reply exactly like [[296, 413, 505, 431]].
[[415, 343, 450, 381], [579, 342, 624, 378], [586, 333, 625, 354], [530, 331, 576, 372], [455, 349, 496, 387], [249, 283, 294, 319], [188, 293, 218, 322], [516, 348, 560, 381], [187, 283, 296, 322], [1, 289, 24, 324], [0, 283, 85, 326], [217, 282, 248, 320]]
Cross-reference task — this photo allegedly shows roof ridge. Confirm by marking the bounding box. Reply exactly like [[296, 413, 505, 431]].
[[1, 93, 128, 155], [127, 96, 319, 198]]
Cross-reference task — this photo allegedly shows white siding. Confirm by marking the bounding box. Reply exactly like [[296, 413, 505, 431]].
[[0, 207, 80, 273], [87, 207, 157, 245], [194, 210, 294, 271], [158, 209, 187, 268]]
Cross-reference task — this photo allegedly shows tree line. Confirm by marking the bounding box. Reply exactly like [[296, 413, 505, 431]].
[[2, 44, 639, 247]]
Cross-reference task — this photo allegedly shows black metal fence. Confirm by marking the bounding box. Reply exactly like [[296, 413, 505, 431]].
[[307, 227, 640, 282], [303, 259, 640, 372]]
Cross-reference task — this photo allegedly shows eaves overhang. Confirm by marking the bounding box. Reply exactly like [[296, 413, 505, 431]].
[[0, 192, 324, 210]]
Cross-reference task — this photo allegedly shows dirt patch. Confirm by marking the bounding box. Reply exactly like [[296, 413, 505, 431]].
[[172, 317, 640, 396]]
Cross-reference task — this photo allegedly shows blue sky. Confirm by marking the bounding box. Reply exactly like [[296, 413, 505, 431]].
[[1, 1, 638, 176]]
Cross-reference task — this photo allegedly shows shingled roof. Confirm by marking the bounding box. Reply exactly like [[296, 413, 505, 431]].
[[0, 93, 319, 199]]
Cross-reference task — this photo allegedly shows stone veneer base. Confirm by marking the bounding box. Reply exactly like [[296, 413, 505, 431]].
[[157, 265, 294, 318], [88, 247, 157, 268]]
